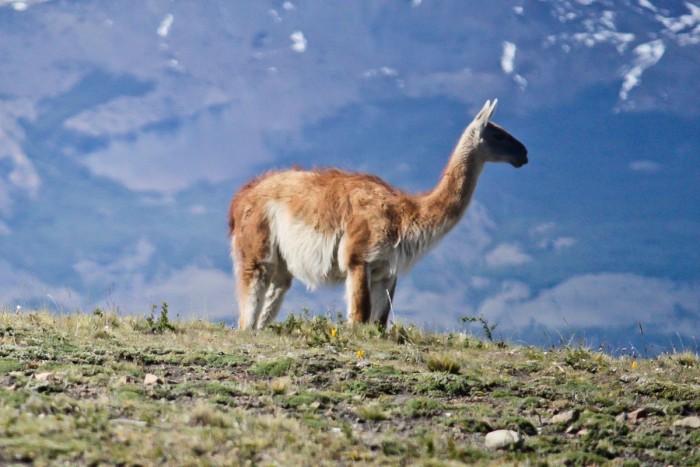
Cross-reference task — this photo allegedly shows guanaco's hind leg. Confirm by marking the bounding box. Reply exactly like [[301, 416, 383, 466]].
[[369, 275, 397, 327], [255, 257, 293, 328], [235, 261, 271, 330], [231, 211, 275, 330]]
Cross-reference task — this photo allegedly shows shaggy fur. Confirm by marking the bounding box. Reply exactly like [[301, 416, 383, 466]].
[[229, 100, 528, 329]]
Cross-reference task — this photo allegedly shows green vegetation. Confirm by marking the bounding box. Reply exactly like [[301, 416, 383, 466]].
[[0, 310, 698, 465], [144, 302, 176, 334]]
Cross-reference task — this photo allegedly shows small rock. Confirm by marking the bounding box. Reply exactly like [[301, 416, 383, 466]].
[[618, 407, 661, 424], [484, 430, 522, 450], [673, 416, 700, 429], [550, 409, 580, 425], [109, 418, 147, 427], [118, 375, 134, 384], [628, 408, 650, 422], [143, 374, 160, 385], [8, 371, 23, 378], [619, 374, 637, 383], [34, 372, 53, 382], [393, 395, 412, 405]]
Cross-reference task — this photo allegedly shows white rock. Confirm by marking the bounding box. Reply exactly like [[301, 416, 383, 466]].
[[109, 418, 147, 427], [143, 374, 160, 385], [627, 407, 650, 422], [673, 416, 700, 429], [34, 372, 53, 382], [484, 429, 522, 449], [550, 409, 579, 425]]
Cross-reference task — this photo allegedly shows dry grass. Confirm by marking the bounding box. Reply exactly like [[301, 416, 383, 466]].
[[0, 309, 699, 465]]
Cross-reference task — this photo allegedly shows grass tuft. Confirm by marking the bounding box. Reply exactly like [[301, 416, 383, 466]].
[[143, 302, 176, 334], [358, 402, 389, 421], [187, 402, 230, 428], [426, 353, 461, 374]]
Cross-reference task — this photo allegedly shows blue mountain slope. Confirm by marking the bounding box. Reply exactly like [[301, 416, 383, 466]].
[[0, 0, 698, 353]]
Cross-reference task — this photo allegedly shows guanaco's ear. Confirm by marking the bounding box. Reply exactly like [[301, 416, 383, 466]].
[[486, 98, 498, 119], [474, 99, 498, 129]]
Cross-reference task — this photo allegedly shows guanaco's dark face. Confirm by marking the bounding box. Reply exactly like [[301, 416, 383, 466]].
[[482, 121, 529, 168]]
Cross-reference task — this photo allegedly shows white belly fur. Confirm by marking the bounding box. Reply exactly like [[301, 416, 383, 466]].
[[266, 202, 345, 289], [265, 202, 448, 289]]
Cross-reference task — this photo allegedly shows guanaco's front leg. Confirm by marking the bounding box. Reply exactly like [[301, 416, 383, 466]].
[[346, 263, 371, 324]]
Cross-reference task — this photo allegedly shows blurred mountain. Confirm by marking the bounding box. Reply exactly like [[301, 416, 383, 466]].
[[1, 0, 698, 353]]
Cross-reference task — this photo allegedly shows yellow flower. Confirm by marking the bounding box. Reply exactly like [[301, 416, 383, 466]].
[[356, 350, 364, 359], [631, 360, 638, 370], [331, 328, 337, 337]]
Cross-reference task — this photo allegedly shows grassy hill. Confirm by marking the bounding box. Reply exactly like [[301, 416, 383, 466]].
[[1, 307, 698, 466]]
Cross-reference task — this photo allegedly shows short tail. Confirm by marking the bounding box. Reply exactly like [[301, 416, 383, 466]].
[[227, 200, 236, 236]]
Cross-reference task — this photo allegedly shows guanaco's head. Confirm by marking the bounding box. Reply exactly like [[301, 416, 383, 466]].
[[470, 99, 528, 168]]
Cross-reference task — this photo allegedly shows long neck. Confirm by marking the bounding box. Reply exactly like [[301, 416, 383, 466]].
[[415, 127, 484, 234]]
